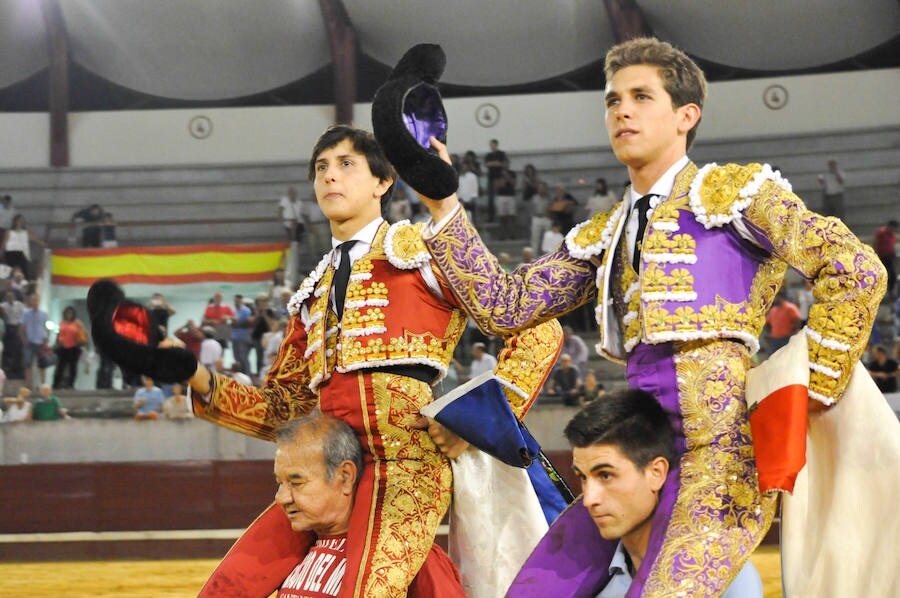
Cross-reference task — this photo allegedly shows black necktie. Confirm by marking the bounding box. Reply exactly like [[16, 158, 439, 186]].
[[632, 194, 655, 272], [334, 240, 357, 319]]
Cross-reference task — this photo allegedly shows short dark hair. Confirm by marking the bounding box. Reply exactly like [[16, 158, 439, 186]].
[[276, 412, 364, 488], [307, 125, 396, 210], [564, 388, 677, 468], [605, 37, 707, 150]]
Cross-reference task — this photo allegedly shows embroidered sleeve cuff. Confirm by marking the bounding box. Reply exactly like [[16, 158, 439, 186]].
[[188, 371, 217, 415], [426, 203, 463, 237]]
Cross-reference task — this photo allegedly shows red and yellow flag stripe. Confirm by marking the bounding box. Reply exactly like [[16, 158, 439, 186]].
[[51, 243, 289, 286]]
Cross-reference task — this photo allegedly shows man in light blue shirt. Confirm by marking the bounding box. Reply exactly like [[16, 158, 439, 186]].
[[19, 293, 48, 388], [229, 294, 254, 376], [569, 390, 763, 598], [133, 375, 166, 420]]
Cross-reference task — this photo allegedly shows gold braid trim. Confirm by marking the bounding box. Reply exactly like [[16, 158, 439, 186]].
[[493, 319, 564, 417]]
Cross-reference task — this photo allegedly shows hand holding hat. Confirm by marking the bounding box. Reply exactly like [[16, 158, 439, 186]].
[[372, 43, 458, 201], [87, 278, 199, 384]]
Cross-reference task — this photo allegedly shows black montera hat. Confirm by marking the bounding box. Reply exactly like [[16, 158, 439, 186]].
[[372, 43, 458, 200]]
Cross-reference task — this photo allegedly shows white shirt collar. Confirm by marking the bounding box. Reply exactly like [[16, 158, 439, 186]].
[[331, 217, 383, 251], [627, 155, 690, 208]]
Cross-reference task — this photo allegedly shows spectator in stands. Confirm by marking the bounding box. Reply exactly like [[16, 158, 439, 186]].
[[277, 289, 292, 318], [867, 345, 898, 394], [816, 158, 846, 219], [585, 178, 618, 217], [541, 222, 564, 254], [574, 371, 605, 407], [462, 150, 482, 177], [498, 252, 513, 273], [251, 293, 276, 377], [268, 268, 292, 305], [199, 326, 223, 373], [551, 353, 581, 406], [456, 160, 479, 225], [100, 212, 118, 247], [0, 306, 5, 368], [895, 296, 900, 337], [230, 294, 254, 376], [174, 319, 204, 357], [493, 161, 517, 238], [0, 194, 13, 240], [520, 164, 542, 204], [1, 289, 24, 378], [279, 186, 304, 243], [8, 267, 27, 295], [52, 305, 88, 389], [483, 139, 508, 222], [561, 325, 590, 373], [873, 219, 897, 298], [71, 203, 105, 248], [162, 383, 193, 419], [519, 246, 534, 266], [133, 375, 165, 420], [3, 276, 23, 301], [3, 214, 45, 281], [20, 292, 49, 388], [468, 341, 497, 380], [388, 184, 413, 222], [95, 352, 118, 389], [262, 318, 288, 376], [547, 185, 579, 233], [765, 292, 802, 353], [147, 292, 176, 340], [3, 386, 32, 422], [33, 383, 69, 421], [202, 291, 235, 349], [303, 191, 331, 258], [529, 181, 552, 254]]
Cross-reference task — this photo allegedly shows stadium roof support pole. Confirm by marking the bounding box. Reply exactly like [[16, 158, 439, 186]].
[[603, 0, 654, 43], [318, 0, 357, 124], [40, 0, 70, 167]]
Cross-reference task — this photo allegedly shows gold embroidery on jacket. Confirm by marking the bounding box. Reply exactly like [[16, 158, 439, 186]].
[[643, 341, 777, 596], [361, 373, 451, 597]]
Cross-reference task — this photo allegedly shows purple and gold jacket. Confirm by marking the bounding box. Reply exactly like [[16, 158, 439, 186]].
[[425, 161, 885, 406]]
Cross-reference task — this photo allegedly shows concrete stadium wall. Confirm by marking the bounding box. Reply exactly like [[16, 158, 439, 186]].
[[0, 408, 579, 465], [3, 396, 896, 466], [1, 69, 897, 168], [0, 419, 273, 465]]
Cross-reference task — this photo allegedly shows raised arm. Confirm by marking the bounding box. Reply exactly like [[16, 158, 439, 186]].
[[190, 315, 318, 441], [419, 137, 597, 336]]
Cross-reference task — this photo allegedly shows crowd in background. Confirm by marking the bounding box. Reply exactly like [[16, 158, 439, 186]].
[[0, 153, 897, 420]]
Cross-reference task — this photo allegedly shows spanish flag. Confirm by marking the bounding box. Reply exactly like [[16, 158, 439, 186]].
[[51, 243, 288, 286], [747, 331, 900, 597]]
